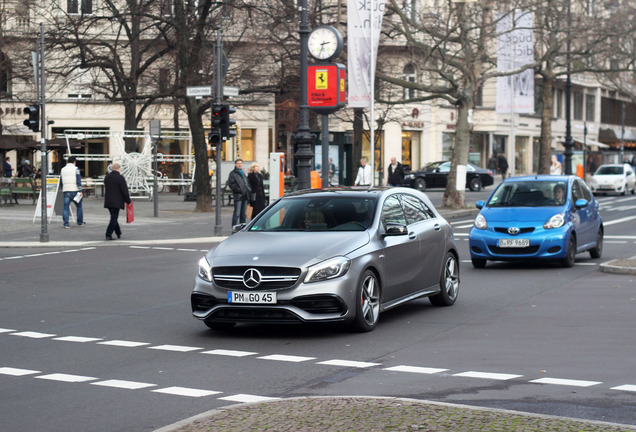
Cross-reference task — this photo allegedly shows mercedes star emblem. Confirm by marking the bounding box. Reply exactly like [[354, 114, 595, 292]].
[[243, 268, 262, 289]]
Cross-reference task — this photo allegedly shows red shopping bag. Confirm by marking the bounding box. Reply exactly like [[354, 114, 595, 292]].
[[126, 201, 134, 223]]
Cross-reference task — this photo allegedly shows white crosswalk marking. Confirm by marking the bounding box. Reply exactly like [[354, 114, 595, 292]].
[[453, 371, 523, 380], [317, 359, 380, 368], [611, 384, 636, 392], [384, 365, 448, 374], [91, 379, 156, 390], [0, 367, 40, 376], [152, 387, 221, 397], [148, 345, 203, 352], [0, 328, 16, 333], [54, 336, 103, 343], [218, 394, 279, 403], [36, 373, 97, 383], [202, 349, 256, 357], [11, 331, 55, 339], [97, 340, 151, 347], [258, 354, 316, 362], [530, 377, 601, 387]]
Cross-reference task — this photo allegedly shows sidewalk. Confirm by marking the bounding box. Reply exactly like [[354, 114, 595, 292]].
[[156, 396, 636, 432]]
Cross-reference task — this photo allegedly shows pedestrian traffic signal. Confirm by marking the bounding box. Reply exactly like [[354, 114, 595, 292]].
[[208, 104, 223, 150], [208, 130, 221, 149], [23, 104, 40, 132], [219, 104, 236, 140]]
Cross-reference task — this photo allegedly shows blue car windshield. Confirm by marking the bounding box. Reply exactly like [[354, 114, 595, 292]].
[[487, 181, 568, 207], [249, 196, 376, 232]]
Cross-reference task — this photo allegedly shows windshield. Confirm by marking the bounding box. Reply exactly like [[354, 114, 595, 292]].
[[596, 166, 623, 175], [421, 161, 444, 171], [487, 181, 568, 207], [249, 196, 376, 232]]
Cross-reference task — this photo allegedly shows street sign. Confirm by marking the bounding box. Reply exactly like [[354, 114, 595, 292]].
[[186, 86, 212, 97], [223, 86, 239, 97]]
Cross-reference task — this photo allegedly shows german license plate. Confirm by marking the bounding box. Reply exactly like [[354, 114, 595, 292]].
[[227, 291, 276, 304], [498, 238, 530, 248]]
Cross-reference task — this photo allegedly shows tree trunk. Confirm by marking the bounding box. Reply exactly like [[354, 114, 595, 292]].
[[444, 102, 471, 209], [185, 98, 212, 212], [352, 108, 364, 186], [538, 68, 554, 175]]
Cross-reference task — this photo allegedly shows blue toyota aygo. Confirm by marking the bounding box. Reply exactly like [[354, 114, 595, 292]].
[[468, 175, 603, 268]]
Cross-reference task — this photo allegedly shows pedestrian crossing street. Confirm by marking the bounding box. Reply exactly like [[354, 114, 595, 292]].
[[1, 327, 635, 402]]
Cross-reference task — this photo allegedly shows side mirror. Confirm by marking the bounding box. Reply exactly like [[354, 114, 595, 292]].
[[383, 222, 408, 236], [231, 223, 246, 234], [475, 200, 484, 209], [574, 198, 588, 209]]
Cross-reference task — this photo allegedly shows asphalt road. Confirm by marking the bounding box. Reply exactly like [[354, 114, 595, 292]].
[[1, 190, 635, 431]]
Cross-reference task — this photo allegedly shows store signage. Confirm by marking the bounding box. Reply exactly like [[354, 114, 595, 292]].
[[308, 63, 346, 114]]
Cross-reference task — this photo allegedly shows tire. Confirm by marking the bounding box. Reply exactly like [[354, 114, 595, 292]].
[[589, 228, 603, 259], [560, 235, 577, 268], [204, 321, 236, 330], [414, 177, 427, 191], [632, 185, 636, 195], [430, 252, 459, 306], [351, 270, 381, 332], [471, 258, 487, 269], [469, 177, 483, 192]]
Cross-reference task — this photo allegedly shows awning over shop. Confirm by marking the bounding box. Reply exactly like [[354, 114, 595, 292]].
[[599, 127, 636, 142], [573, 138, 609, 149], [0, 136, 31, 151], [24, 138, 84, 151]]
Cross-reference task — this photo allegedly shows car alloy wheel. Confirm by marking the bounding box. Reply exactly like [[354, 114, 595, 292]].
[[469, 177, 483, 192], [352, 270, 380, 332], [414, 177, 427, 191], [430, 252, 459, 306]]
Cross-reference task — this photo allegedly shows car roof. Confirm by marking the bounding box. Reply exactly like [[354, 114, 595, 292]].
[[283, 186, 391, 199], [501, 175, 574, 183]]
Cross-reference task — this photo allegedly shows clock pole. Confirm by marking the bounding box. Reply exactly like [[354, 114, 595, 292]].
[[293, 0, 314, 191]]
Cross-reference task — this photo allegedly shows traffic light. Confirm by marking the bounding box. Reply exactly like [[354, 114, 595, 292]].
[[219, 104, 236, 140], [208, 104, 223, 150], [23, 104, 40, 132]]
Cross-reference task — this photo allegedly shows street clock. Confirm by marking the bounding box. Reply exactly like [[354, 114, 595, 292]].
[[308, 25, 343, 61]]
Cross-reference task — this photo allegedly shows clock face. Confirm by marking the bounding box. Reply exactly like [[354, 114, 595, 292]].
[[308, 26, 342, 61]]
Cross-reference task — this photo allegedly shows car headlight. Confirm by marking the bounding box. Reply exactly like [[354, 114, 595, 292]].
[[474, 214, 487, 230], [198, 257, 213, 282], [404, 173, 415, 180], [304, 256, 351, 283], [544, 213, 565, 229]]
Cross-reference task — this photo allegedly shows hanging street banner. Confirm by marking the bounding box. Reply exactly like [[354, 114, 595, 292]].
[[496, 11, 535, 114], [347, 0, 386, 108]]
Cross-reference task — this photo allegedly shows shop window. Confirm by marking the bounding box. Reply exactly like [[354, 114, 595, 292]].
[[241, 129, 255, 162]]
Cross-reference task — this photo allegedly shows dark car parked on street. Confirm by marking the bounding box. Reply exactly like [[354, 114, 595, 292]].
[[404, 161, 495, 192]]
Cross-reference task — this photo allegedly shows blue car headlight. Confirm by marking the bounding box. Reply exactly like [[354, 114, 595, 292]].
[[305, 256, 351, 283], [198, 257, 213, 282], [544, 213, 565, 229], [474, 214, 487, 230]]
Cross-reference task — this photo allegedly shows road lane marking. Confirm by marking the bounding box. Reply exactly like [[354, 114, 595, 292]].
[[611, 385, 636, 392], [91, 379, 156, 390], [11, 331, 56, 339], [258, 354, 316, 362], [453, 371, 523, 380], [317, 359, 380, 368], [97, 340, 151, 347], [384, 366, 448, 374], [604, 215, 636, 226], [36, 373, 97, 383], [530, 377, 602, 387], [0, 367, 40, 376], [148, 345, 203, 352], [202, 349, 257, 357], [218, 394, 279, 403], [152, 387, 222, 397], [0, 328, 16, 333], [53, 336, 103, 343]]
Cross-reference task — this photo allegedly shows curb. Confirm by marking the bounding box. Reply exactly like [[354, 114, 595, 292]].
[[0, 237, 228, 248], [599, 256, 636, 275]]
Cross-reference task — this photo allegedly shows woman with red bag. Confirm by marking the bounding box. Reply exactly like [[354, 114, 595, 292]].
[[103, 163, 131, 240]]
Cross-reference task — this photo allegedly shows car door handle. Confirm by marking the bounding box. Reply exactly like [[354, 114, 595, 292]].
[[434, 223, 441, 231], [408, 232, 417, 239]]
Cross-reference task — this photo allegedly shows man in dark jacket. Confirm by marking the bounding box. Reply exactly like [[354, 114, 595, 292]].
[[227, 158, 251, 226], [387, 156, 405, 186], [103, 163, 131, 240]]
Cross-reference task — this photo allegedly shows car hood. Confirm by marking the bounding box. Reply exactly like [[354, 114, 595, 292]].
[[210, 231, 370, 267], [593, 174, 623, 183], [481, 206, 565, 223]]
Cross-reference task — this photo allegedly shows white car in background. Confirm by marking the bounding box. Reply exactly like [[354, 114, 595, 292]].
[[590, 163, 636, 195]]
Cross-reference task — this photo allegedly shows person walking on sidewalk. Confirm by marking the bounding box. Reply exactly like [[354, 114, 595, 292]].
[[227, 158, 251, 226], [387, 156, 405, 186], [497, 153, 509, 180], [60, 156, 85, 228], [354, 158, 373, 186], [247, 162, 267, 218], [103, 163, 131, 240]]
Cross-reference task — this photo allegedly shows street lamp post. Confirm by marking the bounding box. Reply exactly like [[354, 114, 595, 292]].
[[293, 0, 315, 190], [563, 0, 574, 175]]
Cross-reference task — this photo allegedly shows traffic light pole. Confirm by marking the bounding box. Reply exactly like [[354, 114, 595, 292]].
[[39, 23, 48, 243]]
